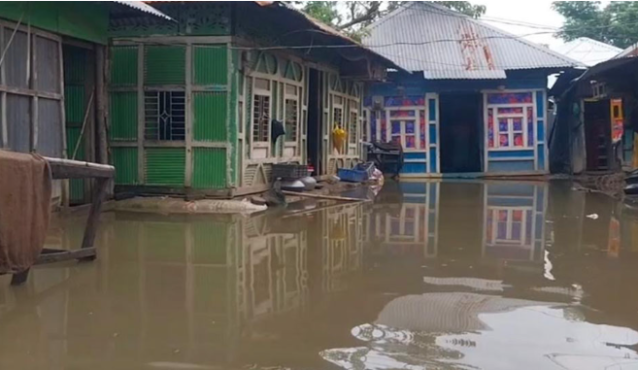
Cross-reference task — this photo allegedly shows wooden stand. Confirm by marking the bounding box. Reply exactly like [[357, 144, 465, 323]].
[[10, 158, 114, 286]]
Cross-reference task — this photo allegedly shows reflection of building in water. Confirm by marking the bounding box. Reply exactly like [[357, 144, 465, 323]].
[[237, 214, 309, 322], [0, 204, 367, 369], [319, 204, 365, 293], [367, 182, 548, 263], [482, 183, 548, 262], [367, 182, 439, 259]]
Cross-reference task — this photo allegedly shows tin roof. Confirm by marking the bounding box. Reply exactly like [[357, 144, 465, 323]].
[[254, 1, 404, 71], [112, 1, 173, 20], [363, 2, 582, 80], [553, 37, 622, 66], [615, 41, 638, 59]]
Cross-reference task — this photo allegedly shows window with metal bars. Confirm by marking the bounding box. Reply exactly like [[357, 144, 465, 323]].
[[253, 94, 270, 142], [285, 98, 298, 142], [144, 91, 186, 141], [349, 111, 358, 144], [333, 107, 343, 127]]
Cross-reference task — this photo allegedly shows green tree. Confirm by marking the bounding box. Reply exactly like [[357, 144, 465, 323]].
[[298, 1, 486, 39], [553, 1, 638, 49]]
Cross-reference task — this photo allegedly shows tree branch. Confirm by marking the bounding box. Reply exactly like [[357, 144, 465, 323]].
[[338, 2, 381, 30]]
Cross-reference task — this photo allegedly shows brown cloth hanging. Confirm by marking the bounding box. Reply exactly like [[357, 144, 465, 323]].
[[0, 150, 52, 274]]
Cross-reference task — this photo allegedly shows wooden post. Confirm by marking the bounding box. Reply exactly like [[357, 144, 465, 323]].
[[185, 43, 193, 187], [96, 45, 107, 165], [79, 177, 109, 258], [59, 41, 69, 209], [10, 269, 30, 286]]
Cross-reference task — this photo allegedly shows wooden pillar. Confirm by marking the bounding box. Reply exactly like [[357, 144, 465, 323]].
[[96, 45, 107, 165]]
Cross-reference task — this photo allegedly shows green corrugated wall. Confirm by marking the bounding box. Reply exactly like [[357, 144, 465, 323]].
[[109, 45, 139, 187], [65, 86, 85, 125], [110, 46, 138, 86], [109, 92, 138, 141], [145, 148, 185, 186], [192, 148, 226, 189], [111, 148, 138, 185], [193, 92, 227, 141], [66, 127, 85, 202], [145, 46, 186, 85], [64, 45, 87, 203], [193, 46, 227, 86]]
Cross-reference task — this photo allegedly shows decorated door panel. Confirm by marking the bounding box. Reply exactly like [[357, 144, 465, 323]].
[[484, 90, 547, 173]]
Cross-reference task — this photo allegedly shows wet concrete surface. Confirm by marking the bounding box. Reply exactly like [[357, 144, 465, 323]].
[[2, 180, 638, 370]]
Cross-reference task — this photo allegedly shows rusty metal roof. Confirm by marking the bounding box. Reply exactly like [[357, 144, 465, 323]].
[[112, 1, 173, 20], [363, 2, 582, 80]]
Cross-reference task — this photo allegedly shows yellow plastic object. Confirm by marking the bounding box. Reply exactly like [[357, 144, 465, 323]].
[[332, 125, 347, 151]]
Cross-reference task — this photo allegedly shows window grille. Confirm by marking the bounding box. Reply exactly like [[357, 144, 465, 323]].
[[253, 94, 270, 142], [285, 98, 298, 142], [144, 91, 186, 141]]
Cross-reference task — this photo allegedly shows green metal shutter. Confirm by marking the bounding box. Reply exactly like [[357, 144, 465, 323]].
[[111, 147, 138, 185], [145, 46, 186, 85], [193, 46, 227, 86], [109, 92, 138, 141], [192, 148, 227, 189], [110, 46, 138, 86], [145, 148, 186, 186], [193, 92, 227, 142]]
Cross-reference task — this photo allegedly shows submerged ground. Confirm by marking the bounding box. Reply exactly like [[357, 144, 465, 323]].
[[2, 180, 638, 370]]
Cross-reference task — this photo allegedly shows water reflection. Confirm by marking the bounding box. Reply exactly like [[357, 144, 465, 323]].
[[1, 181, 638, 370]]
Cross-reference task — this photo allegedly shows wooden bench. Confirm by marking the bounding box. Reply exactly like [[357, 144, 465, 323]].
[[10, 158, 114, 285]]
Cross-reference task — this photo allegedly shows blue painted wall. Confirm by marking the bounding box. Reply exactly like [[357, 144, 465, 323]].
[[365, 70, 549, 176], [367, 70, 549, 98]]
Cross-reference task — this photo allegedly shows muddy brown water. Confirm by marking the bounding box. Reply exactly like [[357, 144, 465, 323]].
[[2, 181, 638, 370]]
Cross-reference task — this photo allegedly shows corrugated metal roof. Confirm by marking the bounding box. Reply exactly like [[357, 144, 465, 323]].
[[112, 1, 173, 20], [616, 42, 638, 59], [254, 1, 405, 71], [363, 2, 582, 80], [552, 38, 621, 67]]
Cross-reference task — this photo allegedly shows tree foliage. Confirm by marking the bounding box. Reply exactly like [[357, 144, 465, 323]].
[[553, 1, 638, 49], [298, 1, 486, 39]]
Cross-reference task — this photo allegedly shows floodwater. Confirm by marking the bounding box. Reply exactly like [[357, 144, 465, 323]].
[[2, 181, 638, 370]]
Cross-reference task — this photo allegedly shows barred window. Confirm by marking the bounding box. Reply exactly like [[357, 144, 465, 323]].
[[285, 98, 298, 142], [253, 94, 270, 142], [144, 91, 186, 141], [333, 107, 343, 127], [349, 111, 358, 144]]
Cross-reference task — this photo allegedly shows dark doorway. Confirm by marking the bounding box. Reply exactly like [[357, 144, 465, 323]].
[[307, 69, 322, 175], [584, 100, 611, 171], [439, 93, 482, 173]]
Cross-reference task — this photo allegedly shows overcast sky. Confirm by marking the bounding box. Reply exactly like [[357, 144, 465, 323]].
[[481, 0, 565, 48], [480, 0, 611, 50]]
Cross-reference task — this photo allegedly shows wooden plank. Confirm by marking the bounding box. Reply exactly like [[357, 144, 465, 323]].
[[282, 190, 369, 203], [47, 157, 115, 179], [0, 85, 62, 100], [59, 39, 69, 209], [34, 247, 96, 265], [113, 36, 232, 45]]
